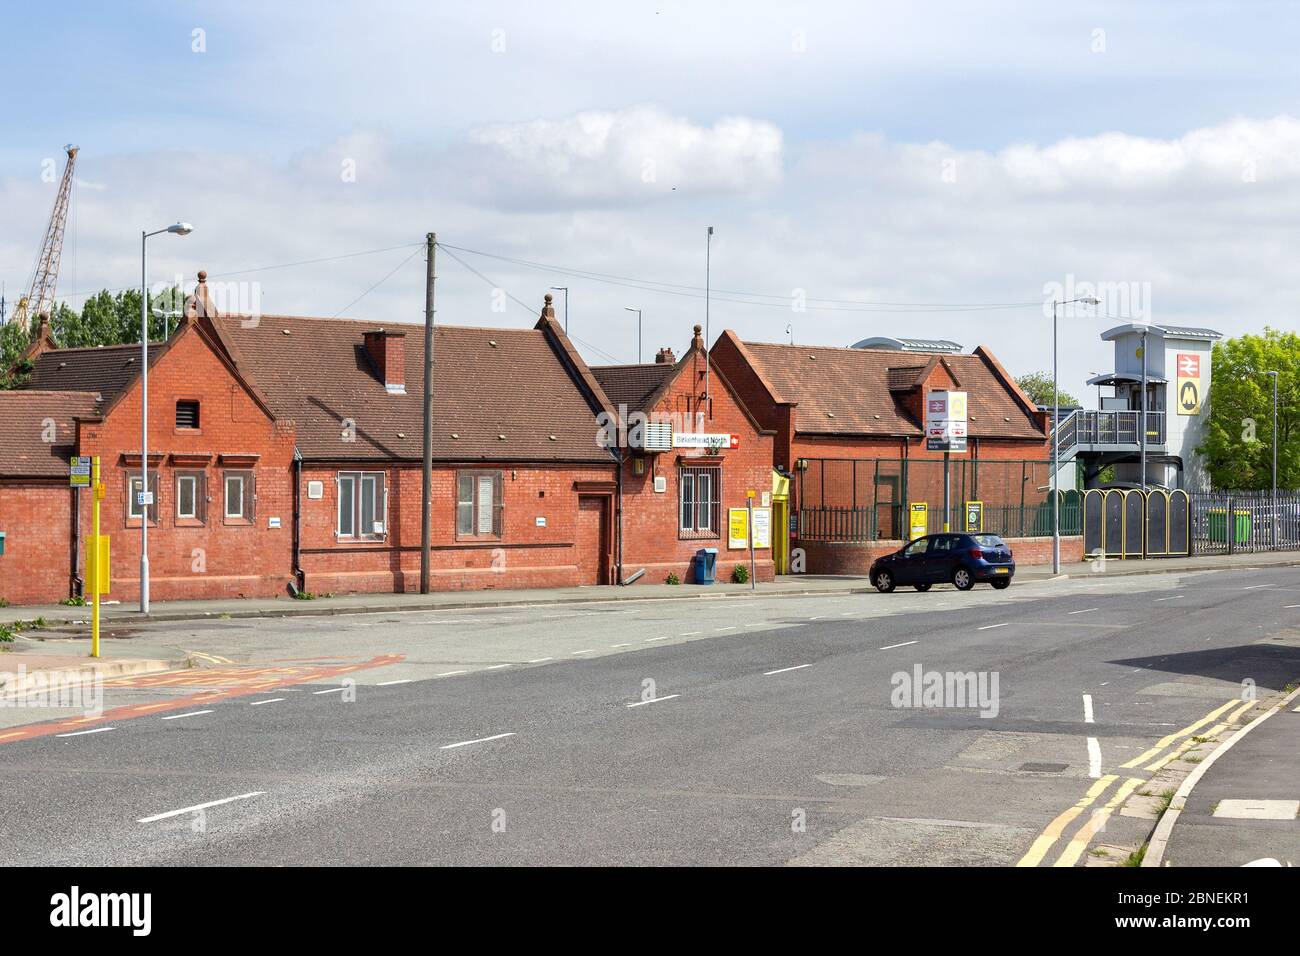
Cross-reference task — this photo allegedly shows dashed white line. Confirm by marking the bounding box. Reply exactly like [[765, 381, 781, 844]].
[[1285, 605, 1300, 610], [249, 697, 285, 705], [376, 680, 411, 687], [626, 695, 680, 708], [160, 709, 213, 721], [1242, 584, 1272, 590], [977, 623, 1010, 631], [879, 641, 918, 650], [1154, 595, 1184, 602], [1087, 737, 1102, 778], [485, 664, 511, 670], [644, 636, 670, 642], [610, 643, 632, 648], [680, 632, 702, 637], [764, 664, 812, 676], [526, 657, 553, 664], [716, 626, 736, 631], [437, 670, 467, 677], [440, 732, 515, 750], [571, 649, 597, 655], [138, 791, 265, 824], [1083, 694, 1095, 724], [313, 687, 347, 695], [56, 726, 114, 738], [1067, 608, 1099, 615]]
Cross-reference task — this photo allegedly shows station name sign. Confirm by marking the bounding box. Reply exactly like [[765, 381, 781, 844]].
[[925, 390, 968, 453]]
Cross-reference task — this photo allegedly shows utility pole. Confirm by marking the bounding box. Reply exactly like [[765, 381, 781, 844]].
[[704, 226, 713, 416], [420, 233, 436, 594], [1268, 369, 1279, 548]]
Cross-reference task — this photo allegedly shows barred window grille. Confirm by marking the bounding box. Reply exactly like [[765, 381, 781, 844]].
[[679, 465, 720, 538]]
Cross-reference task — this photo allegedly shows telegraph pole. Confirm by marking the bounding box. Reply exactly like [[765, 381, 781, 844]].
[[420, 233, 436, 594]]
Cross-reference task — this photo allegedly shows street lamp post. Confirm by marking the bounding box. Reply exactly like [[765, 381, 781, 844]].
[[1050, 295, 1100, 575], [624, 307, 642, 363], [549, 287, 569, 333], [139, 222, 193, 613], [1267, 370, 1279, 547]]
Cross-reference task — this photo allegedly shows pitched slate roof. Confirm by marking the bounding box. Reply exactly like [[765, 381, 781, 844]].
[[736, 339, 1046, 440], [590, 363, 677, 414], [26, 343, 154, 402], [0, 390, 102, 478], [215, 314, 609, 463]]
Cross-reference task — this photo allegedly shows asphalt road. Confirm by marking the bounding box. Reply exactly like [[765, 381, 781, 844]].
[[1, 566, 1297, 866]]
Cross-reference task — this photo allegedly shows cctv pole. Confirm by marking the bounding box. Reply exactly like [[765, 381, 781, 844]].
[[420, 233, 436, 594]]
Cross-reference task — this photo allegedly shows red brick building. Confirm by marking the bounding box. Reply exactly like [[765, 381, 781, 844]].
[[709, 332, 1081, 571], [592, 326, 776, 585]]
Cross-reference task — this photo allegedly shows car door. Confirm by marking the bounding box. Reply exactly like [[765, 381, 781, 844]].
[[922, 534, 959, 582], [896, 537, 931, 584]]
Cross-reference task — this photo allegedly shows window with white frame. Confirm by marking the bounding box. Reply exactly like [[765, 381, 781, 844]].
[[175, 471, 206, 523], [678, 465, 720, 538], [456, 471, 503, 537], [126, 473, 159, 525], [337, 471, 387, 539], [223, 470, 255, 522]]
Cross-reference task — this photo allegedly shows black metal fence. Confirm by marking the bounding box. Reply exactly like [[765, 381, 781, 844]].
[[1191, 490, 1300, 555], [796, 458, 1079, 541]]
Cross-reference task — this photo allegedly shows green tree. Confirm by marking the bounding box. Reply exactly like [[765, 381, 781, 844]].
[[1197, 327, 1299, 490], [1015, 371, 1079, 409]]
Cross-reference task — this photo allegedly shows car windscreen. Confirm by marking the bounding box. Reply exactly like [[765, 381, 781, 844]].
[[972, 535, 1005, 548]]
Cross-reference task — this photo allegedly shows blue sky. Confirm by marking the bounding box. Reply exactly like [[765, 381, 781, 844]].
[[2, 1, 1298, 393]]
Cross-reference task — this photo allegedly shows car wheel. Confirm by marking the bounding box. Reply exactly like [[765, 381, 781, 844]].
[[952, 567, 974, 591], [914, 583, 932, 592], [991, 579, 1011, 590], [874, 570, 896, 593]]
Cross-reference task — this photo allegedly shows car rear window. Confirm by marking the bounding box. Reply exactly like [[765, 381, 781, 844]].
[[972, 535, 1005, 548]]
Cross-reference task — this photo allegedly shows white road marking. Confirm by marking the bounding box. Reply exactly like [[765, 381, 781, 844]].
[[626, 695, 680, 708], [610, 643, 632, 648], [808, 616, 823, 621], [56, 726, 114, 738], [1242, 585, 1273, 590], [485, 664, 511, 670], [1154, 595, 1184, 602], [977, 623, 1010, 631], [249, 697, 285, 705], [1285, 605, 1300, 609], [437, 670, 467, 677], [1083, 694, 1095, 724], [879, 641, 918, 650], [680, 632, 702, 636], [161, 709, 213, 721], [1087, 737, 1102, 778], [571, 649, 597, 655], [716, 626, 736, 631], [440, 732, 515, 750], [644, 636, 670, 642], [526, 658, 552, 664], [312, 687, 347, 695], [138, 791, 265, 824], [376, 680, 411, 687], [1067, 608, 1098, 615], [764, 664, 812, 676]]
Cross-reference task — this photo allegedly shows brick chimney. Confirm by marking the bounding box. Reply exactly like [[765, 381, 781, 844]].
[[364, 328, 407, 394], [655, 347, 676, 364]]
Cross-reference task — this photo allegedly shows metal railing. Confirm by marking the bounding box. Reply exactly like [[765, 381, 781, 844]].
[[1056, 409, 1165, 457], [797, 498, 1081, 542], [1192, 490, 1300, 555]]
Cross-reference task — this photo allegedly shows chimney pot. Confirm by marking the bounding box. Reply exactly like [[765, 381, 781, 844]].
[[655, 347, 676, 364]]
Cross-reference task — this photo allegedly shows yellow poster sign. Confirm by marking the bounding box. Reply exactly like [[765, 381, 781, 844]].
[[728, 508, 749, 549], [1175, 352, 1203, 416], [909, 503, 928, 540]]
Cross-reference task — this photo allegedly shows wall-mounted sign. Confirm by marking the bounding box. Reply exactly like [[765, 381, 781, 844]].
[[535, 516, 547, 527], [965, 500, 983, 532], [307, 480, 324, 499], [728, 508, 749, 549], [751, 508, 771, 549], [925, 391, 968, 453], [268, 516, 281, 529], [1175, 352, 1203, 416], [673, 432, 739, 450]]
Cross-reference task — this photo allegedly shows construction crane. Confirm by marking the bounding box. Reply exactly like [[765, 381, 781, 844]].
[[10, 144, 78, 331]]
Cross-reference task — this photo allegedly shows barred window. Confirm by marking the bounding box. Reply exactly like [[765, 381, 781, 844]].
[[679, 465, 720, 538]]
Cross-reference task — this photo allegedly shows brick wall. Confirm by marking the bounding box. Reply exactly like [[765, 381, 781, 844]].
[[618, 345, 776, 585], [796, 534, 1085, 575], [0, 480, 75, 605]]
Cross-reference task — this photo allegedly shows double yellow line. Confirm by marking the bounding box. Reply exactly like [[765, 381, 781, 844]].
[[1017, 698, 1245, 867]]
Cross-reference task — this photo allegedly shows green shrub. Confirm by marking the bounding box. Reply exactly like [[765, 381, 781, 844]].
[[731, 564, 750, 584], [60, 596, 87, 607], [665, 572, 681, 585], [0, 624, 14, 642]]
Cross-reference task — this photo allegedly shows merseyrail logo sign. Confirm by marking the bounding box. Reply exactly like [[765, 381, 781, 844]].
[[1175, 352, 1203, 416]]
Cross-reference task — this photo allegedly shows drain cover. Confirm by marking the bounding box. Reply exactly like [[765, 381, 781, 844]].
[[1019, 762, 1068, 773]]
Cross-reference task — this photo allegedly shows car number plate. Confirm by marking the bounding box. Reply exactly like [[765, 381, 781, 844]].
[[994, 567, 1009, 574]]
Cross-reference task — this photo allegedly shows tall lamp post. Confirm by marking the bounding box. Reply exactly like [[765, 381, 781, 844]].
[[139, 222, 193, 613], [1267, 370, 1279, 547], [624, 307, 642, 363], [1050, 295, 1100, 574], [549, 286, 569, 332]]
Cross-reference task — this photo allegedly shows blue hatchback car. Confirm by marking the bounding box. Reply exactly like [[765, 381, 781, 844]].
[[869, 533, 1015, 593]]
